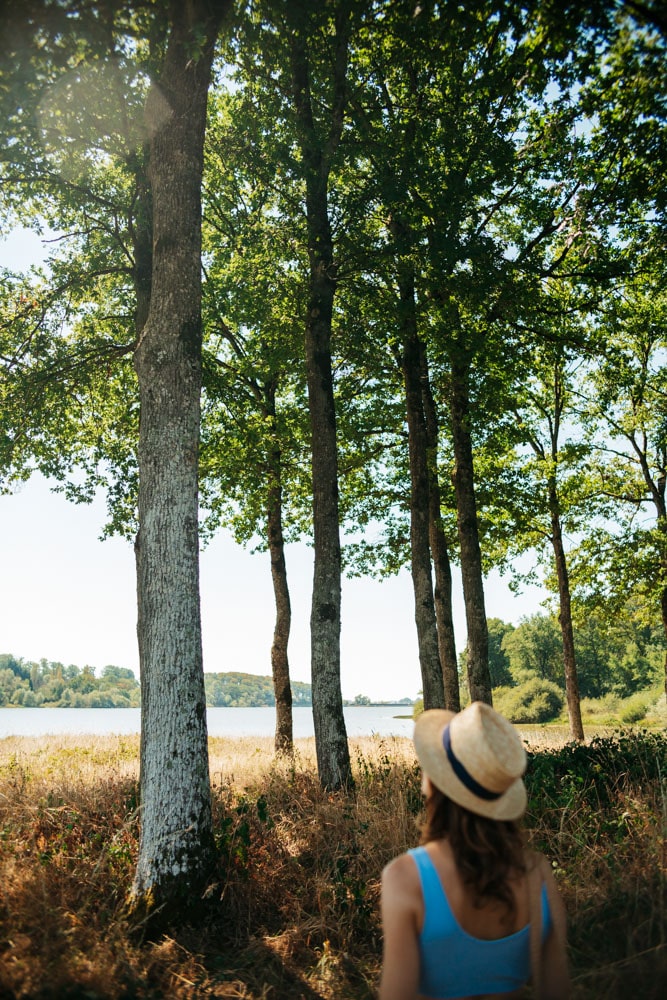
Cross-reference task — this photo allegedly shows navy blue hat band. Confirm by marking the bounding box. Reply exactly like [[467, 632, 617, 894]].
[[442, 724, 503, 802]]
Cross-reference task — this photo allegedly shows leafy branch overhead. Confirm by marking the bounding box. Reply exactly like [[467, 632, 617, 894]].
[[1, 0, 666, 884]]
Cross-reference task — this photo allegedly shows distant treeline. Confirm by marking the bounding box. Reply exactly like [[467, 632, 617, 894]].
[[0, 656, 318, 709], [204, 671, 313, 707], [0, 655, 417, 709], [0, 654, 140, 708]]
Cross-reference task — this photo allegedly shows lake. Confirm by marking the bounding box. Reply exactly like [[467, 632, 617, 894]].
[[0, 705, 415, 740]]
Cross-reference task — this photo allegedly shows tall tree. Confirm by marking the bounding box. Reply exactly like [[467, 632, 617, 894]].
[[0, 0, 231, 913], [504, 339, 590, 739], [132, 0, 229, 907], [421, 340, 461, 710], [391, 218, 445, 710], [290, 4, 352, 787], [199, 85, 314, 754], [235, 0, 357, 788], [347, 6, 459, 710], [583, 277, 667, 696]]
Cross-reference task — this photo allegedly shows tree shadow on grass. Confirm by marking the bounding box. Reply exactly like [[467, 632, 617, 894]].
[[204, 936, 376, 1000]]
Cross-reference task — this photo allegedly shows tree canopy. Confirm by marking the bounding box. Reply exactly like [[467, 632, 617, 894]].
[[1, 0, 666, 912]]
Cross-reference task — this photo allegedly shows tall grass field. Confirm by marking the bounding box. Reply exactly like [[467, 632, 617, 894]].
[[0, 728, 665, 998]]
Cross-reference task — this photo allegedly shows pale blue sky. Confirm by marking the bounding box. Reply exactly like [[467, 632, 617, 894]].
[[0, 229, 547, 701]]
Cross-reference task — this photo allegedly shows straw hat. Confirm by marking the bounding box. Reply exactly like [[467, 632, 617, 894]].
[[413, 701, 527, 821]]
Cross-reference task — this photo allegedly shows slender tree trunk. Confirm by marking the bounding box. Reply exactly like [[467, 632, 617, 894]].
[[305, 264, 350, 788], [646, 476, 666, 699], [449, 351, 492, 704], [654, 511, 666, 699], [397, 271, 445, 710], [289, 22, 351, 790], [549, 483, 584, 741], [265, 382, 293, 755], [419, 339, 460, 711], [661, 576, 667, 700], [131, 1, 226, 912]]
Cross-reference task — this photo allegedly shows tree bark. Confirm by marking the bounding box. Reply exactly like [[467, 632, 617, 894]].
[[449, 351, 492, 704], [305, 263, 350, 788], [661, 568, 667, 700], [634, 442, 667, 699], [265, 381, 293, 755], [419, 340, 460, 711], [131, 0, 226, 912], [289, 19, 351, 790], [397, 273, 445, 710], [130, 154, 153, 335], [549, 483, 585, 741]]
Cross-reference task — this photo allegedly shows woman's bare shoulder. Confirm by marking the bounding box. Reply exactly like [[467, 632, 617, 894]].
[[382, 850, 419, 884], [381, 851, 423, 927]]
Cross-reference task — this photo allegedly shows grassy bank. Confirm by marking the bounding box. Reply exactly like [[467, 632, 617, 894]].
[[0, 729, 665, 999]]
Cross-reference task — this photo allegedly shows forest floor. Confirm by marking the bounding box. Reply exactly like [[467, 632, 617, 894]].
[[0, 727, 665, 999]]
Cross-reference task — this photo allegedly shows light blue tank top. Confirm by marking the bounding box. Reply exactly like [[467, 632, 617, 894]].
[[409, 846, 551, 999]]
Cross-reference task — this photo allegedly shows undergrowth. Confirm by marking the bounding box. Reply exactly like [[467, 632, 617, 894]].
[[0, 731, 665, 998]]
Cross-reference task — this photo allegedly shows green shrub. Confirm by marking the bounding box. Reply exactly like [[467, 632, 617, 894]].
[[525, 729, 667, 809], [579, 692, 619, 719], [493, 676, 564, 723], [618, 691, 651, 724], [644, 690, 667, 726]]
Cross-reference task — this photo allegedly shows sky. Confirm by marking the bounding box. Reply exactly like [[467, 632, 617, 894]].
[[0, 229, 549, 702]]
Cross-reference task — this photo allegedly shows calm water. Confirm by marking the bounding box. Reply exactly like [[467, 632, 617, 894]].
[[0, 705, 415, 740]]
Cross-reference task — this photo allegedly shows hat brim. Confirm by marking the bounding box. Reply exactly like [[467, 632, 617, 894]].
[[413, 709, 527, 822]]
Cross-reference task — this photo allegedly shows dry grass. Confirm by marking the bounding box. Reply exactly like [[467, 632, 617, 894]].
[[0, 730, 665, 998]]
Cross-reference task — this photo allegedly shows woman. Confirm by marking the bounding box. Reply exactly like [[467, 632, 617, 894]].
[[379, 702, 569, 1000]]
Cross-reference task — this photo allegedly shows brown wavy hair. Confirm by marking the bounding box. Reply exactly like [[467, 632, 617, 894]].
[[421, 785, 526, 916]]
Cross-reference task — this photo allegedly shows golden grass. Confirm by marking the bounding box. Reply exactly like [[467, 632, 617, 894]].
[[0, 730, 665, 999]]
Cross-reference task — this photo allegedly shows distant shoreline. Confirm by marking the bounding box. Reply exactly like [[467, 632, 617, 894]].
[[0, 702, 414, 711], [0, 704, 416, 739]]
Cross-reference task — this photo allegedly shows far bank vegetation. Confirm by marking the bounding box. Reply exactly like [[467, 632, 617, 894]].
[[3, 598, 665, 723]]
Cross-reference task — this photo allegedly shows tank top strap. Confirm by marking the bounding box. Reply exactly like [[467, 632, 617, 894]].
[[407, 846, 456, 934]]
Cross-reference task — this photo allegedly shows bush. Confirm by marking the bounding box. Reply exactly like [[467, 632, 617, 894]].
[[493, 676, 564, 723], [618, 691, 651, 724], [644, 690, 667, 726], [579, 692, 620, 723]]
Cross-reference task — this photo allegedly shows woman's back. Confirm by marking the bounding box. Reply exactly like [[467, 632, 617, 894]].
[[378, 703, 569, 1000], [414, 841, 552, 998], [418, 839, 531, 939], [381, 840, 552, 1000]]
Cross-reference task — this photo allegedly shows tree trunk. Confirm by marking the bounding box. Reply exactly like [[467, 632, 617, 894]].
[[306, 267, 351, 788], [419, 338, 460, 711], [131, 1, 226, 913], [393, 265, 444, 709], [661, 575, 667, 700], [265, 382, 293, 755], [289, 24, 351, 790], [449, 352, 492, 704], [549, 483, 585, 741], [652, 506, 666, 699], [130, 151, 153, 335], [644, 469, 666, 699]]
